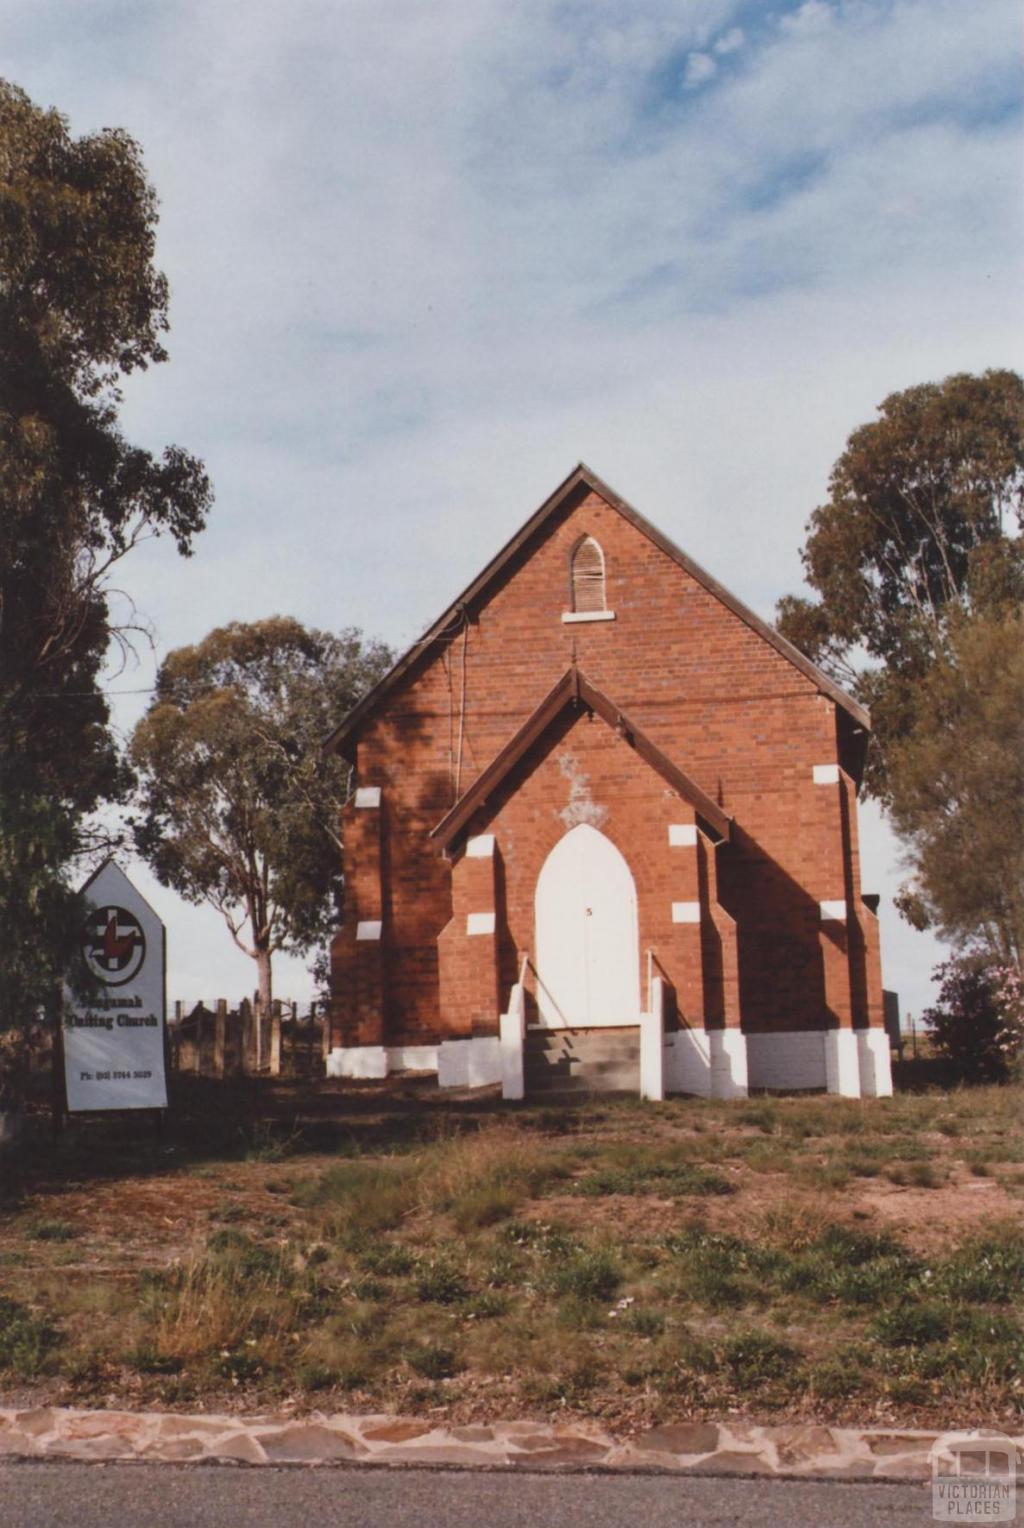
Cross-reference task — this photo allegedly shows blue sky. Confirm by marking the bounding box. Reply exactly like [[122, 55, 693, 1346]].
[[5, 0, 1022, 1011]]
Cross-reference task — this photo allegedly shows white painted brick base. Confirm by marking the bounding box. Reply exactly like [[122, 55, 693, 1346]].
[[662, 1028, 748, 1098], [664, 1027, 712, 1097], [747, 1028, 893, 1097], [329, 1025, 892, 1100], [327, 1038, 499, 1088], [500, 991, 526, 1101], [746, 1031, 828, 1091], [825, 1028, 862, 1097], [639, 982, 665, 1101], [437, 1035, 503, 1089], [470, 1038, 502, 1088], [386, 1045, 439, 1073], [857, 1028, 894, 1097], [325, 1045, 388, 1080], [710, 1029, 749, 1099]]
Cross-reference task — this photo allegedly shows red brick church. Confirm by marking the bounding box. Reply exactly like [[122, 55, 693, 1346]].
[[324, 465, 892, 1100]]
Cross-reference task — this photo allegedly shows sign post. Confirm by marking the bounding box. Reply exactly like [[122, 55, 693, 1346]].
[[62, 860, 168, 1116]]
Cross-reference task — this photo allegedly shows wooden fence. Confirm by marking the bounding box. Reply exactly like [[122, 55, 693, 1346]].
[[168, 999, 328, 1079]]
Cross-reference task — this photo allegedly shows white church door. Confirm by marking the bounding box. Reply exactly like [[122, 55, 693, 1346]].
[[534, 824, 641, 1027]]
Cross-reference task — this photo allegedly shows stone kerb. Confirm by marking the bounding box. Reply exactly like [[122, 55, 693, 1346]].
[[2, 1407, 1014, 1481]]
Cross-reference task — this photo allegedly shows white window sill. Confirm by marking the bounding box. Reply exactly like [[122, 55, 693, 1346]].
[[561, 610, 616, 624]]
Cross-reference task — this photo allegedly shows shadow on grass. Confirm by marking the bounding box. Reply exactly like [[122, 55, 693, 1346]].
[[891, 1055, 961, 1092], [3, 1074, 606, 1206], [4, 1061, 1014, 1210]]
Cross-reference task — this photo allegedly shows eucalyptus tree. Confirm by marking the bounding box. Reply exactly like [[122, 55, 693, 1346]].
[[0, 80, 210, 1069], [131, 618, 392, 1014], [777, 369, 1024, 802], [778, 370, 1024, 969]]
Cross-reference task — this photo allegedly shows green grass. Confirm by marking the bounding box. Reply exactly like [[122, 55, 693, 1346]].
[[415, 1259, 469, 1305], [404, 1340, 461, 1380], [575, 1162, 734, 1197], [885, 1160, 947, 1188], [967, 1141, 1024, 1166], [550, 1247, 621, 1303], [929, 1231, 1024, 1303], [869, 1302, 1024, 1387], [743, 1141, 796, 1174], [292, 1124, 572, 1238], [662, 1222, 930, 1314], [620, 1306, 666, 1337], [1, 1080, 1022, 1426], [0, 1295, 61, 1378], [359, 1244, 415, 1277], [870, 1301, 953, 1348], [721, 1329, 800, 1387], [22, 1218, 78, 1243]]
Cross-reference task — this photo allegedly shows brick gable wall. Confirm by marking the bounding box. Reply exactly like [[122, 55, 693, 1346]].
[[330, 488, 881, 1048]]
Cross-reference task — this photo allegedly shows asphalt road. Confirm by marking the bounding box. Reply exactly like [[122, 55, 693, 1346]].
[[0, 1463, 933, 1528]]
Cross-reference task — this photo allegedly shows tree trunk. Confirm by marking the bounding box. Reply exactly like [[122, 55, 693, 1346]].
[[254, 945, 273, 1072], [0, 1028, 30, 1114], [0, 1104, 24, 1158], [0, 1029, 31, 1156]]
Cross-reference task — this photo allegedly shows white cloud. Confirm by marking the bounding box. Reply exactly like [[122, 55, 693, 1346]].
[[684, 51, 718, 88], [779, 0, 836, 37], [714, 25, 745, 54], [4, 0, 1021, 1010]]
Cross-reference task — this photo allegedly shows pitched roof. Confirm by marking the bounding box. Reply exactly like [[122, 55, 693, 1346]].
[[430, 666, 731, 853], [324, 462, 868, 758]]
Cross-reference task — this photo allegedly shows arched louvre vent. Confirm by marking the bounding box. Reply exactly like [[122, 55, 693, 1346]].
[[571, 536, 606, 613]]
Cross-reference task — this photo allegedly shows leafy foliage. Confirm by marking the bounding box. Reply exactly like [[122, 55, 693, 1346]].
[[0, 793, 80, 1101], [0, 80, 210, 1043], [130, 618, 391, 1007], [887, 610, 1024, 969], [923, 958, 1021, 1083], [777, 372, 1024, 971], [777, 370, 1024, 803]]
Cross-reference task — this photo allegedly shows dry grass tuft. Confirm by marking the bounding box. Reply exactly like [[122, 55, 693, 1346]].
[[752, 1197, 838, 1251]]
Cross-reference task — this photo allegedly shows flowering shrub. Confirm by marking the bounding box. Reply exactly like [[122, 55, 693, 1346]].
[[993, 966, 1024, 1079], [923, 959, 1024, 1082]]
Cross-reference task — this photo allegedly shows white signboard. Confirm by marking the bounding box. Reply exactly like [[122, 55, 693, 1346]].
[[63, 860, 168, 1112]]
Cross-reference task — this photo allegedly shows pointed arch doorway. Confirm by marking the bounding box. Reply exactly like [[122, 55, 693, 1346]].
[[534, 824, 641, 1027]]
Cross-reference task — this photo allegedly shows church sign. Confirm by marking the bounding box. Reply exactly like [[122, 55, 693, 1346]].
[[63, 860, 168, 1112]]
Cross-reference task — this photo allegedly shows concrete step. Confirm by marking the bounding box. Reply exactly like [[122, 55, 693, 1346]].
[[525, 1059, 640, 1089], [526, 1040, 639, 1055], [527, 1027, 638, 1043], [528, 1057, 641, 1081], [527, 1072, 640, 1097], [523, 1026, 640, 1097], [526, 1034, 639, 1056], [525, 1051, 639, 1072]]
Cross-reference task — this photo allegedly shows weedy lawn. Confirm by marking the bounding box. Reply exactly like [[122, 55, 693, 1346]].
[[1, 1077, 1022, 1431]]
